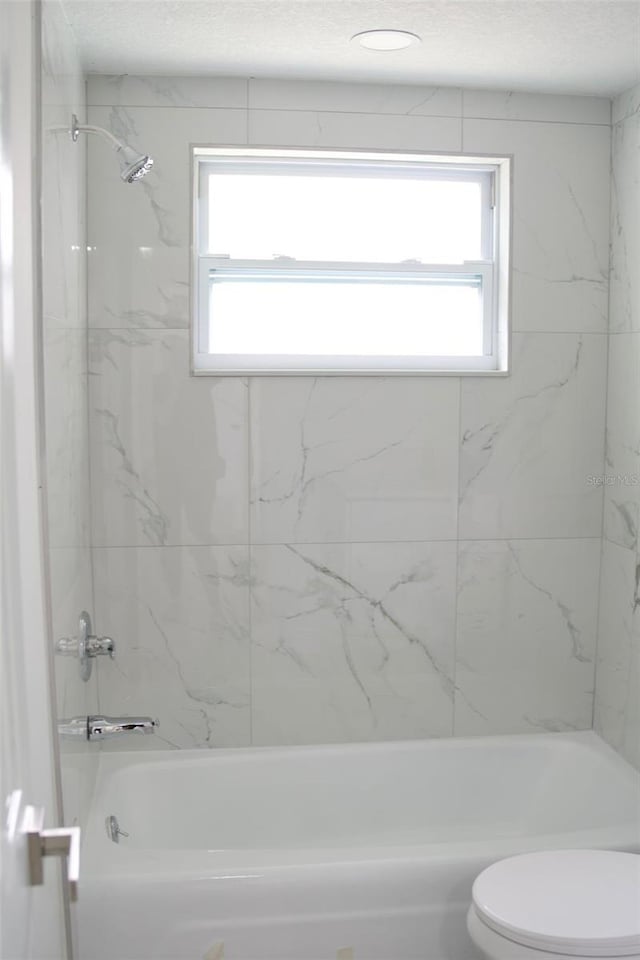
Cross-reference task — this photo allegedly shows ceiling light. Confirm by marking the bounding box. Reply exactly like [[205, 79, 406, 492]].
[[352, 30, 421, 51]]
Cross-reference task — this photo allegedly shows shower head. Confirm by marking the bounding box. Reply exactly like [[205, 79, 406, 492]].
[[116, 143, 154, 183], [71, 114, 154, 183]]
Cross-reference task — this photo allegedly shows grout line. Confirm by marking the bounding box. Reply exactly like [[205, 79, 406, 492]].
[[84, 103, 612, 128], [451, 375, 463, 737], [84, 91, 102, 717], [510, 330, 609, 336], [591, 120, 615, 732], [86, 103, 248, 113], [456, 114, 610, 128], [89, 535, 605, 550], [92, 325, 611, 337], [247, 377, 254, 747], [245, 77, 250, 143], [88, 325, 189, 332]]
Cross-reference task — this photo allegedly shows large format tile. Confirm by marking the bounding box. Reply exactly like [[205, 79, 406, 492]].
[[251, 541, 456, 745], [41, 0, 84, 110], [594, 539, 640, 770], [42, 0, 99, 826], [250, 377, 459, 544], [462, 89, 609, 125], [610, 110, 640, 333], [603, 333, 640, 549], [87, 105, 246, 329], [459, 333, 606, 540], [612, 83, 640, 126], [50, 545, 99, 829], [42, 118, 87, 332], [248, 79, 461, 116], [50, 546, 97, 724], [88, 74, 247, 109], [83, 75, 622, 757], [42, 11, 86, 336], [44, 328, 91, 549], [463, 118, 610, 333], [89, 329, 248, 547], [94, 545, 251, 749], [455, 539, 600, 735], [248, 109, 462, 152]]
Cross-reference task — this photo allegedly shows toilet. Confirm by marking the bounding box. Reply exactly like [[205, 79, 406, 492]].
[[467, 849, 640, 960]]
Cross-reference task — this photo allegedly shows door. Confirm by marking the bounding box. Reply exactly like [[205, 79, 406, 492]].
[[0, 1, 72, 957]]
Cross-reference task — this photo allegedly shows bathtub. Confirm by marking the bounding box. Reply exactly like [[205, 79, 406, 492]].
[[78, 731, 640, 960]]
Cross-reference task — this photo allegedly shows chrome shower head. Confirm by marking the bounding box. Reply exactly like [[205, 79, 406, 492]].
[[71, 114, 154, 183], [116, 143, 154, 183]]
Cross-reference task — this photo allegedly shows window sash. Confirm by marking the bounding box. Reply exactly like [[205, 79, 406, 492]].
[[195, 259, 495, 374], [197, 157, 495, 263]]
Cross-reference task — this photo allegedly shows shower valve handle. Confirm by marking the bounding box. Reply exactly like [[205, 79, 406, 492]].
[[85, 634, 115, 659], [54, 611, 114, 682]]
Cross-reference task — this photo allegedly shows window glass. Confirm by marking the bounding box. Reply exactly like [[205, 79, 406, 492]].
[[207, 172, 483, 263], [207, 271, 483, 357]]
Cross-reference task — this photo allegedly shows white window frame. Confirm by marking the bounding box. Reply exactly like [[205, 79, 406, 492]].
[[191, 147, 511, 376]]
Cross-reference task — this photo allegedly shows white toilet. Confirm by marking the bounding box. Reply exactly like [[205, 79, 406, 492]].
[[467, 849, 640, 960]]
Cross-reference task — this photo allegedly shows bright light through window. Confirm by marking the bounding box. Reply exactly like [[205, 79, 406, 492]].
[[193, 148, 510, 374], [207, 174, 483, 264], [209, 272, 483, 356]]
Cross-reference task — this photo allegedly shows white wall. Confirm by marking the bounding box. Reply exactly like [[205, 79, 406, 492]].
[[1, 4, 69, 955], [594, 83, 640, 770], [41, 0, 99, 822], [86, 76, 611, 748]]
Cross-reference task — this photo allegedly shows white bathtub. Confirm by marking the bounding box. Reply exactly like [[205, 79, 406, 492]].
[[78, 731, 640, 960]]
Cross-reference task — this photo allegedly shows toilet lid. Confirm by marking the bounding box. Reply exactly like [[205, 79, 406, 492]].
[[472, 850, 640, 957]]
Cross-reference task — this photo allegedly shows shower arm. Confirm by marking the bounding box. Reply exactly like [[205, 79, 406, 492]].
[[71, 115, 123, 150], [59, 113, 154, 183]]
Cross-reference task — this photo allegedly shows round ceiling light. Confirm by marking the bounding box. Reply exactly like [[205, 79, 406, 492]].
[[352, 29, 421, 51]]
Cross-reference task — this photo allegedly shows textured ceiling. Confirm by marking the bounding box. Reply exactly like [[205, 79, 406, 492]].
[[63, 0, 640, 96]]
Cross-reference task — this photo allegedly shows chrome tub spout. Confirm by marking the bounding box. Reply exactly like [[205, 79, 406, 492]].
[[58, 716, 159, 741]]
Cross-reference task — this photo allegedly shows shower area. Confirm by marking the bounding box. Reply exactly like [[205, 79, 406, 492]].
[[39, 0, 639, 956]]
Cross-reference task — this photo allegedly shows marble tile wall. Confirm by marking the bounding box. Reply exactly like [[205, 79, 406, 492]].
[[41, 1, 98, 821], [594, 84, 640, 770], [86, 76, 611, 749]]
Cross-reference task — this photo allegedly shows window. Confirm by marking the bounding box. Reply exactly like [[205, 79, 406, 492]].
[[192, 147, 510, 375]]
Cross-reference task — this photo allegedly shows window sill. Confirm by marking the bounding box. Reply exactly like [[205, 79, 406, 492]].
[[191, 365, 511, 378]]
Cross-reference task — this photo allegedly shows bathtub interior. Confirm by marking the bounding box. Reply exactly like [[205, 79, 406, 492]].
[[86, 731, 640, 853]]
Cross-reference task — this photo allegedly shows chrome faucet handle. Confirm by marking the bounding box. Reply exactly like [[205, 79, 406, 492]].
[[54, 611, 115, 681], [85, 634, 115, 659]]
